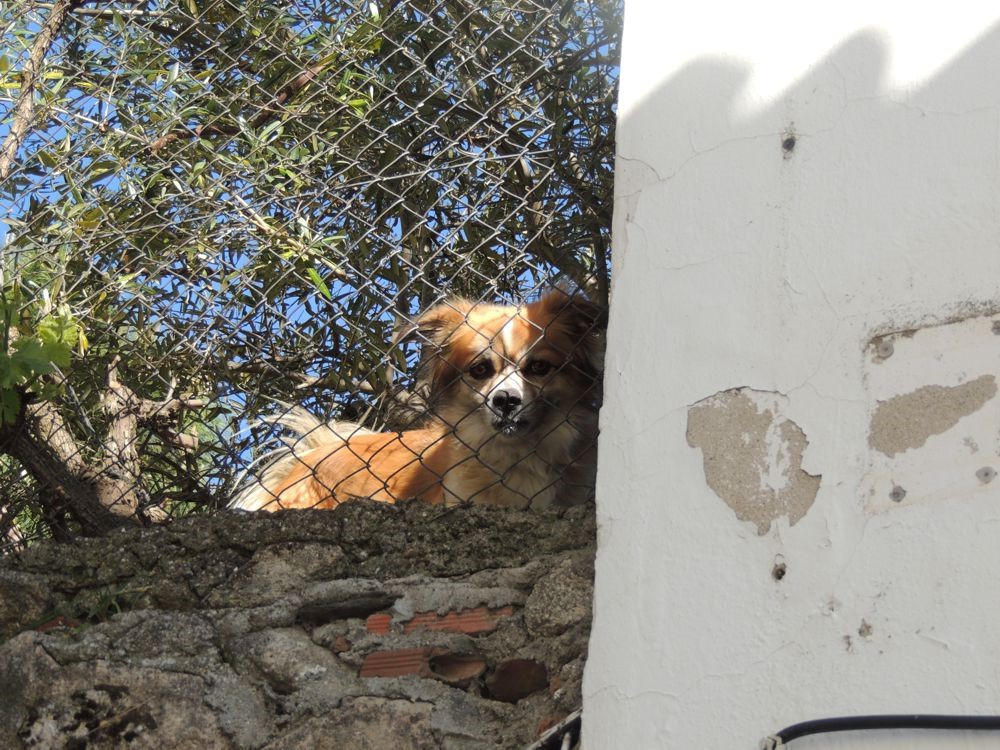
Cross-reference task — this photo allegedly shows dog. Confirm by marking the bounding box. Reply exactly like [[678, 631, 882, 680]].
[[231, 288, 604, 511]]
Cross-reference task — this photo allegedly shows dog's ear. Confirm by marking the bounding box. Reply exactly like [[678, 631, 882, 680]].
[[538, 288, 606, 335], [398, 298, 474, 396], [531, 288, 607, 375], [532, 288, 606, 340], [398, 298, 474, 347]]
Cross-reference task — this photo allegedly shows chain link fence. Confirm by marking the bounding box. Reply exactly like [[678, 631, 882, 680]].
[[0, 0, 619, 551]]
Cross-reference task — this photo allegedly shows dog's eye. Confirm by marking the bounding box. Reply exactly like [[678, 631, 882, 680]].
[[468, 360, 494, 379], [524, 360, 554, 377]]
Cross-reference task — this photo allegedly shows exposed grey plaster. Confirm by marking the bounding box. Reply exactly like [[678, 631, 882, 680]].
[[869, 375, 997, 457], [686, 388, 821, 535]]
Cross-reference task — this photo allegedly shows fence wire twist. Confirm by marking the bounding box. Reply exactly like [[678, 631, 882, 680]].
[[0, 0, 620, 551]]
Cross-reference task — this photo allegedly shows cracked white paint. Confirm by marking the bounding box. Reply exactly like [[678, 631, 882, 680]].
[[864, 316, 1000, 514], [585, 4, 1000, 749]]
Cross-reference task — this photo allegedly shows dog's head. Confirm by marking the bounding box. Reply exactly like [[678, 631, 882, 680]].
[[408, 289, 605, 444]]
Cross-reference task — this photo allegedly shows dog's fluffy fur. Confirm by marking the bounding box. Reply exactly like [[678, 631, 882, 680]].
[[231, 289, 604, 511]]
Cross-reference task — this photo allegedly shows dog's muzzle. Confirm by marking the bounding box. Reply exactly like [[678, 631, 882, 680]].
[[489, 389, 531, 435]]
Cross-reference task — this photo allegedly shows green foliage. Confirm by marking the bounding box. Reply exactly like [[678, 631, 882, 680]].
[[0, 274, 81, 423], [71, 583, 153, 624], [14, 583, 153, 641], [0, 0, 620, 536]]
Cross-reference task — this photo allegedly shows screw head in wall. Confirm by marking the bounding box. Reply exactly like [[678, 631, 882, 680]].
[[771, 555, 787, 581]]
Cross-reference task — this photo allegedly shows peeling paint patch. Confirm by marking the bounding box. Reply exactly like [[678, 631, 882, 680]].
[[686, 389, 820, 535], [869, 375, 997, 457], [863, 314, 1000, 513]]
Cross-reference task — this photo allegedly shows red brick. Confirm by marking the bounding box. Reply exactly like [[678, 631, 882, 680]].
[[34, 615, 80, 633], [332, 636, 352, 653], [403, 605, 515, 635], [427, 653, 487, 687], [365, 612, 392, 634], [537, 713, 568, 737], [359, 647, 486, 686], [486, 658, 548, 703], [360, 647, 434, 678]]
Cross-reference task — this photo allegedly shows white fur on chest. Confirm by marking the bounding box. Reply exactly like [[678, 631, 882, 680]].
[[443, 418, 579, 509], [442, 452, 559, 509]]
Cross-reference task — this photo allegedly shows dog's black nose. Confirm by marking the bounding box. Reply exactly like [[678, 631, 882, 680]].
[[491, 390, 522, 414]]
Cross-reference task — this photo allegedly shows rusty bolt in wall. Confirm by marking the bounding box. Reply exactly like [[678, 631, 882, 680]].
[[771, 559, 787, 581], [874, 338, 894, 361]]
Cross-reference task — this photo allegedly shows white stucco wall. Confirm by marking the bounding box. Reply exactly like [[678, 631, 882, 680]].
[[585, 4, 1000, 749]]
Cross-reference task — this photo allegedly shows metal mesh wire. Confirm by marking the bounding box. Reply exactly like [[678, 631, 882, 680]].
[[0, 0, 619, 550]]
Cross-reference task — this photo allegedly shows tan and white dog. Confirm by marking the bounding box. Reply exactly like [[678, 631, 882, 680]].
[[231, 289, 604, 511]]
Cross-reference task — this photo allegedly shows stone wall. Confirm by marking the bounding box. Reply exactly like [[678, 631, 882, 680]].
[[0, 501, 594, 749]]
